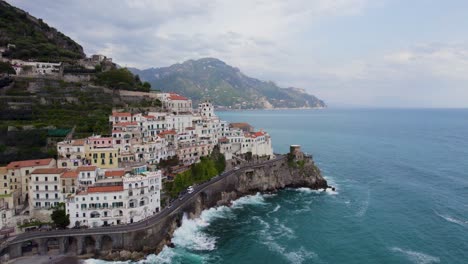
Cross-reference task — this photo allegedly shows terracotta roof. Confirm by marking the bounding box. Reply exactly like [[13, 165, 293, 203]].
[[77, 166, 97, 172], [6, 158, 54, 169], [112, 129, 124, 133], [185, 127, 195, 130], [218, 137, 229, 143], [104, 170, 125, 177], [230, 122, 252, 129], [144, 115, 155, 119], [168, 93, 188, 101], [158, 130, 177, 136], [252, 131, 265, 137], [115, 122, 138, 127], [88, 185, 124, 193], [112, 112, 131, 117], [61, 171, 78, 178], [71, 139, 86, 146], [32, 168, 67, 174]]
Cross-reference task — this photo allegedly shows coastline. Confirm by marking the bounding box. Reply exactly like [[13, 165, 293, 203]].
[[215, 106, 326, 112], [3, 152, 327, 263]]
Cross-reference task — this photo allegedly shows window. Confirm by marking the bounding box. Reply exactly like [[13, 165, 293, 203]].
[[36, 186, 39, 190], [45, 194, 49, 198], [45, 177, 48, 181], [54, 177, 57, 181], [55, 193, 58, 198], [36, 194, 39, 199], [62, 162, 67, 167], [25, 170, 29, 175], [45, 186, 48, 190], [3, 175, 5, 180], [83, 213, 86, 217], [3, 183, 6, 187]]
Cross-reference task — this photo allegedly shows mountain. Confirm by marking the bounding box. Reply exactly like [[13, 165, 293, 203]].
[[130, 58, 325, 109], [0, 0, 85, 62]]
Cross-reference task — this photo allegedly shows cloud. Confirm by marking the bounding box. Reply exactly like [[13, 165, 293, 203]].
[[7, 0, 468, 107]]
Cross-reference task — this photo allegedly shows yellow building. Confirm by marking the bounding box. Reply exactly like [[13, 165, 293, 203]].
[[86, 147, 119, 169]]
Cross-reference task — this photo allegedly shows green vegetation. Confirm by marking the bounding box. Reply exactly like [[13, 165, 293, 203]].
[[0, 1, 84, 62], [51, 203, 70, 228], [0, 61, 15, 74], [94, 68, 151, 92], [18, 220, 51, 228], [164, 147, 225, 198], [0, 76, 165, 165], [131, 58, 326, 109]]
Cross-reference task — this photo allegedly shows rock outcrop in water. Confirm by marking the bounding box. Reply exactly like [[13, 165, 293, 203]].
[[102, 148, 327, 261]]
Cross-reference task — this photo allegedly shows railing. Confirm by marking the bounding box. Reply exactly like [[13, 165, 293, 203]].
[[5, 155, 286, 245]]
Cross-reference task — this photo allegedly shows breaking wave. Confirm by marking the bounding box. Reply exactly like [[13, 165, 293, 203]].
[[390, 247, 440, 264], [435, 211, 467, 227]]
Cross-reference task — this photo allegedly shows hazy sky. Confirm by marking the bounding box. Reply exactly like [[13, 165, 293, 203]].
[[8, 0, 468, 107]]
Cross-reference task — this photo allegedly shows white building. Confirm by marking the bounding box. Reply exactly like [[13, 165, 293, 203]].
[[10, 60, 62, 75], [29, 168, 67, 221], [67, 170, 162, 227]]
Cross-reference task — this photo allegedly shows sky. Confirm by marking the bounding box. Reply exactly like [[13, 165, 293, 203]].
[[8, 0, 468, 108]]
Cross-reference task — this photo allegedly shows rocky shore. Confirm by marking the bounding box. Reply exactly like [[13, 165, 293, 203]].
[[100, 153, 327, 262]]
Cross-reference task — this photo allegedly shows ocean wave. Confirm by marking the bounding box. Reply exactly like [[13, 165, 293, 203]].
[[232, 192, 267, 208], [172, 213, 217, 251], [434, 211, 468, 227], [390, 247, 440, 264], [294, 187, 338, 195]]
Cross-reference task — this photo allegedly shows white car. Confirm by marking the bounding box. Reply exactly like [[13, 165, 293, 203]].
[[187, 186, 194, 193]]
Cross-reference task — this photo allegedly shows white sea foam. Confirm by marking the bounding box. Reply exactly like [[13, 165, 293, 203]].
[[355, 189, 370, 217], [390, 247, 440, 264], [294, 187, 338, 195], [272, 204, 281, 213], [171, 213, 217, 251], [435, 211, 467, 227], [232, 192, 267, 208]]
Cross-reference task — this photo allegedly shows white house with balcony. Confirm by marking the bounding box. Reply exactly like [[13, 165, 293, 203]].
[[29, 168, 67, 221], [66, 170, 161, 228]]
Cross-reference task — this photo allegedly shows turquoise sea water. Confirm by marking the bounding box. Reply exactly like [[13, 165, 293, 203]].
[[88, 109, 468, 264]]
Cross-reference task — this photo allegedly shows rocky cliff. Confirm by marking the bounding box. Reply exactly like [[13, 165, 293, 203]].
[[102, 154, 328, 261]]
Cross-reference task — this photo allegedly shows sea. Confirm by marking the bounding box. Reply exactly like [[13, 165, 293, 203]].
[[86, 108, 468, 264]]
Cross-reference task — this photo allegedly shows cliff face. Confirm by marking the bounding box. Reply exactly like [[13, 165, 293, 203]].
[[102, 155, 327, 261]]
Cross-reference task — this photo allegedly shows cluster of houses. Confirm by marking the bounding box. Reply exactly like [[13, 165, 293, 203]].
[[0, 93, 273, 236], [0, 43, 113, 77]]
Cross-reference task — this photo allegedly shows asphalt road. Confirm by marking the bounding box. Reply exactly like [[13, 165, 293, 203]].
[[7, 155, 285, 244]]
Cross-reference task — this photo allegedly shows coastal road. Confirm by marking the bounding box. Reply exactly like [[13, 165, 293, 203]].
[[6, 155, 286, 245]]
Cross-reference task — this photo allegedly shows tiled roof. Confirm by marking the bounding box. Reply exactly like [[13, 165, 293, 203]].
[[112, 112, 131, 117], [6, 158, 54, 169], [87, 185, 124, 193], [252, 131, 265, 137], [104, 170, 125, 177], [61, 171, 78, 178], [168, 93, 188, 101], [230, 122, 252, 129], [77, 166, 97, 172], [32, 168, 67, 174], [115, 122, 138, 127], [71, 139, 86, 146], [158, 130, 177, 136]]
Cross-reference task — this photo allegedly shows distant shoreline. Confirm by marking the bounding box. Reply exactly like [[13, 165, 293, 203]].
[[215, 106, 326, 112]]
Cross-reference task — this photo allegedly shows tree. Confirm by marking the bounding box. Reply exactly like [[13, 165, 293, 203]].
[[51, 203, 70, 228], [0, 61, 15, 75]]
